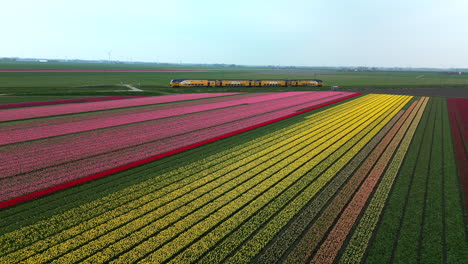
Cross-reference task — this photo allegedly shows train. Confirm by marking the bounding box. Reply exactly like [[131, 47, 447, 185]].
[[169, 79, 323, 87]]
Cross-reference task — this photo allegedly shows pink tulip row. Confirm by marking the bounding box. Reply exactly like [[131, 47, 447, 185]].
[[0, 93, 239, 122], [0, 96, 147, 110], [0, 93, 267, 133], [0, 92, 353, 201], [0, 91, 348, 179], [0, 92, 312, 145]]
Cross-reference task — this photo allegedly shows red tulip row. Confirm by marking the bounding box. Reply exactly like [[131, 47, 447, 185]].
[[0, 96, 147, 110], [0, 92, 360, 208], [447, 98, 468, 211], [0, 92, 314, 145], [0, 93, 239, 122]]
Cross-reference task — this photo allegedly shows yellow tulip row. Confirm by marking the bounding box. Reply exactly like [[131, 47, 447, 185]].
[[339, 97, 428, 264], [0, 95, 381, 263], [137, 95, 410, 263]]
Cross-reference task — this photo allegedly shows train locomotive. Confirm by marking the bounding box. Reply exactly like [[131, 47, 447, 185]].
[[169, 79, 323, 87]]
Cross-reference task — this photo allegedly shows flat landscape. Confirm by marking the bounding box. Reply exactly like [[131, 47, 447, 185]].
[[0, 88, 467, 263]]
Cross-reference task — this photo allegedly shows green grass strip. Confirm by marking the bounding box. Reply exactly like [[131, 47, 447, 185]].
[[421, 97, 444, 263]]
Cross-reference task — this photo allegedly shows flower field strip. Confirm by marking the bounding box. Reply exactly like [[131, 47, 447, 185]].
[[0, 93, 269, 133], [447, 98, 468, 211], [0, 93, 354, 203], [338, 97, 428, 264], [0, 93, 240, 122], [282, 96, 414, 264], [0, 96, 147, 110], [106, 94, 402, 261], [0, 93, 372, 262], [0, 91, 320, 145], [0, 94, 371, 237], [166, 97, 410, 264], [420, 98, 445, 264], [0, 92, 347, 178], [253, 112, 405, 264]]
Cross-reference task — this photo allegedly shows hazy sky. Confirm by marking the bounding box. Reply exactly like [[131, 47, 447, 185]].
[[2, 0, 467, 68]]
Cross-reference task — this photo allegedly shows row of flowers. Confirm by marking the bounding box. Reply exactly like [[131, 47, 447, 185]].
[[0, 96, 146, 110], [0, 93, 239, 122]]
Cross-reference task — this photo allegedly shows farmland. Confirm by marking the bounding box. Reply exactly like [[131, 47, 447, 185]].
[[0, 91, 467, 263], [1, 61, 468, 99]]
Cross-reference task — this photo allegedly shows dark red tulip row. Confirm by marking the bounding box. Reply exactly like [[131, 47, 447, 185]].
[[447, 98, 468, 210]]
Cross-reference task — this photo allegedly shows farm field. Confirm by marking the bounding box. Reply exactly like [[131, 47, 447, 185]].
[[0, 92, 467, 263], [1, 61, 468, 99]]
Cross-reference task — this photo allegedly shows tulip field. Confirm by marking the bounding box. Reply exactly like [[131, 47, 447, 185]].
[[0, 92, 467, 263]]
